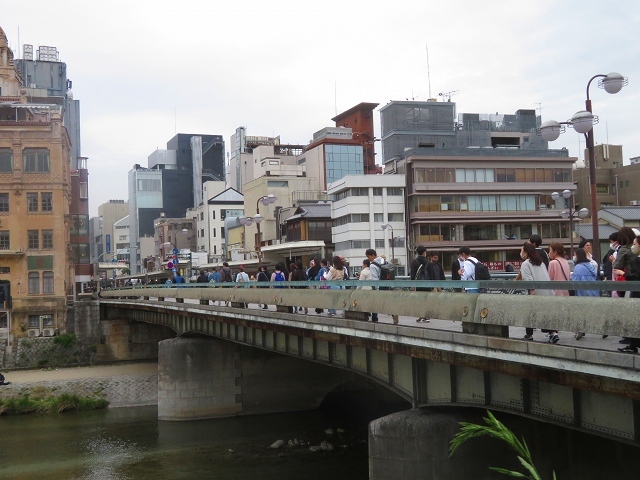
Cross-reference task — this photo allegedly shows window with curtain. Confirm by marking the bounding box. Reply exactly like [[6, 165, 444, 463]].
[[28, 272, 40, 294], [23, 148, 50, 173], [43, 271, 54, 294]]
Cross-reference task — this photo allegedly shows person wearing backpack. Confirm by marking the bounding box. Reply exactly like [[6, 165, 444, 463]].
[[271, 262, 292, 313], [220, 262, 234, 305], [256, 265, 270, 309], [457, 246, 488, 293], [409, 246, 430, 323], [366, 248, 399, 325]]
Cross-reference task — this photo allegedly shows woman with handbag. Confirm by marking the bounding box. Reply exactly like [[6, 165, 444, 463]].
[[546, 243, 572, 343], [520, 242, 554, 341]]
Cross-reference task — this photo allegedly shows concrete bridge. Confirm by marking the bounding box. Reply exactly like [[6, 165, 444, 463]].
[[96, 282, 640, 478]]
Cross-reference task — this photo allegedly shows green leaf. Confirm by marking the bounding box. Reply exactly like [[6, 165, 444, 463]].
[[489, 467, 529, 478]]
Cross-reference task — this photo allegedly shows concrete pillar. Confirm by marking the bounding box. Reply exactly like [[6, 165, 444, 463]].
[[158, 337, 242, 421], [369, 408, 640, 480]]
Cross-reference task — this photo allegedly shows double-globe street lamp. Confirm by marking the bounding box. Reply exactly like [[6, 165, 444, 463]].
[[551, 189, 589, 258], [539, 72, 627, 264], [240, 194, 277, 265]]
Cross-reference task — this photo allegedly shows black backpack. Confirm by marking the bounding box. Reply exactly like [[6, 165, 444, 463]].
[[414, 262, 430, 281], [372, 260, 397, 281], [469, 259, 491, 280], [222, 268, 233, 282]]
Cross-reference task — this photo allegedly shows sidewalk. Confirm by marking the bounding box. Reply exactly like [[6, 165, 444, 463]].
[[1, 362, 158, 384]]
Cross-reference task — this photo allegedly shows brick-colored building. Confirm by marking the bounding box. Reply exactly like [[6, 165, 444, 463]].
[[0, 26, 73, 340]]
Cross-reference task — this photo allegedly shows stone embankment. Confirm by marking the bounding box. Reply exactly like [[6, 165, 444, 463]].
[[0, 362, 158, 408]]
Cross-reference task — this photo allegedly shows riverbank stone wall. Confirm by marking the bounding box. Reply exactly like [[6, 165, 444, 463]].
[[0, 372, 158, 408]]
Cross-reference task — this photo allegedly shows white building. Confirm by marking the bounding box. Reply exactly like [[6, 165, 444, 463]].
[[328, 174, 407, 275], [192, 181, 244, 262]]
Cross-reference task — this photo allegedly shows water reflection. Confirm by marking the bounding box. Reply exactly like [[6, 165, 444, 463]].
[[0, 406, 369, 480]]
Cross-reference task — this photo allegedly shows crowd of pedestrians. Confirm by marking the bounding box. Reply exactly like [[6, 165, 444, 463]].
[[161, 227, 640, 353]]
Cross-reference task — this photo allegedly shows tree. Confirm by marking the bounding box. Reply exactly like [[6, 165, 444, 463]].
[[449, 410, 556, 480]]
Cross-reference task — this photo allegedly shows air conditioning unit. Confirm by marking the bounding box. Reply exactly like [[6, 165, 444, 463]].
[[630, 200, 639, 206], [392, 258, 400, 265], [28, 329, 40, 337], [42, 328, 56, 337]]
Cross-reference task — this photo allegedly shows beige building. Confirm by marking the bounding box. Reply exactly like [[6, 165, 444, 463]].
[[0, 26, 73, 339]]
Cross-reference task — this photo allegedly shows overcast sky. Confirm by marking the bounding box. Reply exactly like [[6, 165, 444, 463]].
[[4, 0, 639, 216]]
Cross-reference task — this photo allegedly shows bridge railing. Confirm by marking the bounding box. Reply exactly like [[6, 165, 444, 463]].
[[99, 280, 640, 340]]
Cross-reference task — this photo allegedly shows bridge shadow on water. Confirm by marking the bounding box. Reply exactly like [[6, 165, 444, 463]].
[[319, 380, 412, 431]]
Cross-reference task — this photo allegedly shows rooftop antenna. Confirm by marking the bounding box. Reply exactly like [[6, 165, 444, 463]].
[[535, 102, 543, 116], [438, 90, 459, 102], [425, 43, 432, 99]]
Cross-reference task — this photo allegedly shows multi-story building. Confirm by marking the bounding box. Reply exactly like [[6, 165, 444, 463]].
[[227, 128, 303, 193], [128, 133, 225, 274], [91, 199, 128, 262], [389, 147, 576, 271], [331, 102, 379, 175], [380, 100, 546, 165], [15, 39, 89, 295], [328, 175, 407, 275], [189, 181, 244, 262], [0, 26, 73, 339]]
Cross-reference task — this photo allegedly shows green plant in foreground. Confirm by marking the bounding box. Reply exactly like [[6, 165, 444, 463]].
[[449, 410, 556, 480], [53, 333, 76, 349]]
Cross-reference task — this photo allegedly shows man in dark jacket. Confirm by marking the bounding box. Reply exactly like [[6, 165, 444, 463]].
[[426, 252, 446, 285], [409, 246, 430, 322]]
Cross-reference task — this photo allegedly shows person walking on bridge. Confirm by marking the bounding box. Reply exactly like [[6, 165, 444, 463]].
[[410, 246, 431, 322], [519, 242, 553, 341], [571, 247, 599, 340]]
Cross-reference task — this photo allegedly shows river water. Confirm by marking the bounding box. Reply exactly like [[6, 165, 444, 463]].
[[0, 406, 370, 479]]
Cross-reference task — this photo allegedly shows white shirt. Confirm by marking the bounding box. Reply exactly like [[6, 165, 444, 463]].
[[460, 256, 478, 281]]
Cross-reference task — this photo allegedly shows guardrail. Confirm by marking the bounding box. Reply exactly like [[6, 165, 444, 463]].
[[99, 280, 640, 340]]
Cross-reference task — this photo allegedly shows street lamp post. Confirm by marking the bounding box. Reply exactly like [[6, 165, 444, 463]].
[[247, 194, 277, 265], [539, 72, 627, 264], [551, 189, 589, 258], [381, 224, 395, 264]]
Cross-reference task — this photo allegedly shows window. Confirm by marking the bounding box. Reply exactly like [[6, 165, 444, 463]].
[[388, 213, 404, 222], [27, 193, 39, 212], [137, 179, 161, 191], [200, 212, 204, 221], [0, 148, 12, 172], [374, 213, 384, 223], [41, 192, 52, 211], [79, 182, 88, 199], [0, 231, 8, 250], [23, 148, 50, 172], [372, 188, 383, 196], [43, 271, 54, 294], [267, 180, 288, 188], [212, 210, 216, 219], [42, 230, 53, 249], [0, 193, 8, 212], [213, 228, 216, 238], [72, 244, 90, 264], [71, 215, 89, 235], [200, 228, 204, 237], [28, 272, 40, 294], [221, 227, 225, 239], [28, 314, 41, 328], [387, 188, 403, 196], [28, 230, 39, 249]]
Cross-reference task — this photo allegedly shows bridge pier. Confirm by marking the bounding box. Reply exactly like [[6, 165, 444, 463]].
[[158, 337, 242, 421], [369, 408, 640, 480]]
